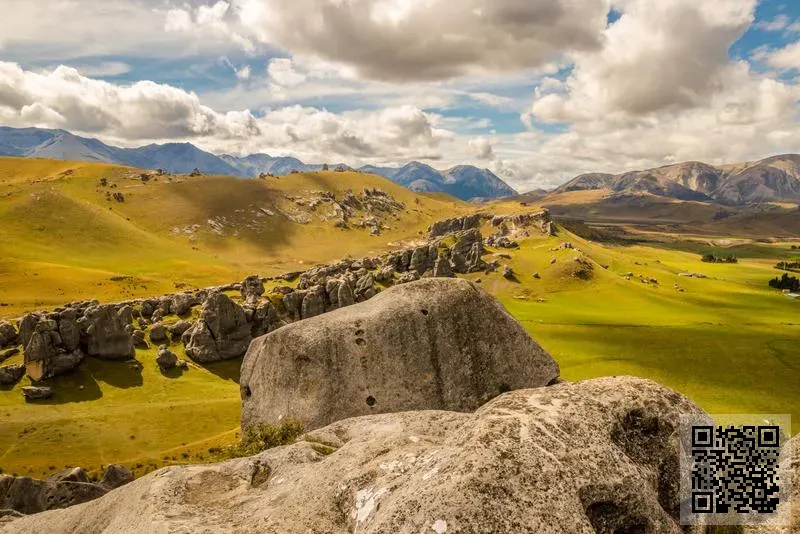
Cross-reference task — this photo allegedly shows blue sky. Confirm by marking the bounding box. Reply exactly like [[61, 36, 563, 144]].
[[1, 0, 799, 189]]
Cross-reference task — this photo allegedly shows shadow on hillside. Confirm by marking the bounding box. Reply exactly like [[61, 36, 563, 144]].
[[201, 358, 242, 384], [26, 369, 104, 404], [169, 178, 299, 253], [90, 359, 144, 389], [160, 366, 185, 379]]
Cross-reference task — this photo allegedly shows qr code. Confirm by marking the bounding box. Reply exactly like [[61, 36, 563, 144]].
[[680, 414, 792, 526]]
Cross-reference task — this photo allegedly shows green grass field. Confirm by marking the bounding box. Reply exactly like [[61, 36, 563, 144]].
[[0, 158, 797, 478]]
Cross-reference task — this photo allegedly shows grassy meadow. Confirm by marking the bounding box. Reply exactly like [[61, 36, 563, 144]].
[[0, 157, 798, 478]]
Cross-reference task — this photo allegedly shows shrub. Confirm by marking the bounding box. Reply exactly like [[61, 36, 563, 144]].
[[222, 420, 304, 459], [701, 253, 738, 264], [769, 273, 800, 292]]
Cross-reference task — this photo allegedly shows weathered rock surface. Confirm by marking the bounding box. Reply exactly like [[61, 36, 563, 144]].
[[79, 306, 134, 361], [148, 324, 167, 343], [241, 275, 265, 305], [156, 345, 178, 371], [0, 476, 107, 516], [428, 213, 485, 238], [0, 364, 25, 386], [0, 321, 17, 348], [21, 386, 52, 401], [744, 433, 799, 533], [241, 278, 558, 431], [22, 313, 85, 381], [2, 377, 706, 533], [182, 293, 251, 363], [99, 465, 134, 491]]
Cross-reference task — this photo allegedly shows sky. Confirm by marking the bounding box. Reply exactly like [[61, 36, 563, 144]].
[[1, 0, 800, 191]]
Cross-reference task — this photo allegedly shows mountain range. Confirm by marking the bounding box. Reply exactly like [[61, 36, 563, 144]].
[[0, 127, 516, 202], [554, 156, 800, 204]]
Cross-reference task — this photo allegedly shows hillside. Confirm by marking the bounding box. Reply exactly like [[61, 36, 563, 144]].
[[0, 157, 469, 317], [553, 154, 800, 204], [0, 127, 516, 202]]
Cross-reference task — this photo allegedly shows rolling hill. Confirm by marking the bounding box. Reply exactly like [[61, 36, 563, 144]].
[[554, 155, 800, 204], [0, 126, 515, 201], [0, 156, 469, 317]]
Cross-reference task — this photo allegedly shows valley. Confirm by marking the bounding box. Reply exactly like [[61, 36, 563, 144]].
[[0, 157, 797, 482]]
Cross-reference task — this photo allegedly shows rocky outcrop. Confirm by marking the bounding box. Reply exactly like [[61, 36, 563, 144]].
[[22, 312, 85, 381], [2, 377, 706, 533], [241, 278, 558, 431], [79, 306, 135, 361], [182, 293, 251, 363], [21, 386, 52, 401], [428, 213, 485, 238], [156, 345, 178, 371], [241, 275, 265, 305], [0, 464, 134, 518], [0, 364, 24, 385], [0, 321, 17, 348]]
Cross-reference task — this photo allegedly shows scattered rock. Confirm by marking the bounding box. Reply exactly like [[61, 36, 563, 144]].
[[241, 278, 559, 431], [131, 331, 148, 350], [502, 265, 515, 280], [0, 322, 17, 348], [6, 377, 706, 533], [241, 275, 265, 305], [182, 293, 251, 363], [167, 320, 192, 338], [156, 345, 178, 371], [149, 324, 167, 343], [0, 364, 25, 385], [21, 386, 52, 401], [678, 272, 707, 279], [0, 474, 107, 516], [79, 305, 135, 361], [532, 272, 541, 279]]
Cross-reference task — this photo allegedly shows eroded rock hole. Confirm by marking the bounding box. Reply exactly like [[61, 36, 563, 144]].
[[242, 385, 252, 399], [584, 501, 651, 534], [366, 396, 376, 407], [355, 329, 365, 336], [420, 309, 429, 316], [355, 338, 366, 346]]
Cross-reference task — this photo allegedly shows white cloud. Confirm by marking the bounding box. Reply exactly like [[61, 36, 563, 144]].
[[754, 14, 790, 32], [267, 58, 307, 89], [0, 61, 451, 165], [69, 62, 132, 78], [469, 136, 495, 160], [164, 0, 255, 53], [235, 65, 252, 80], [232, 0, 611, 81], [763, 42, 800, 72]]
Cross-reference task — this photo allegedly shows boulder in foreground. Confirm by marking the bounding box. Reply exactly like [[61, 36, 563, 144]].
[[240, 278, 559, 431], [2, 377, 712, 533]]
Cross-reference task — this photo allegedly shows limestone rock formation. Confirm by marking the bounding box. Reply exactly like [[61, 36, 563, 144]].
[[21, 386, 52, 401], [240, 278, 558, 431], [241, 275, 265, 305], [156, 345, 178, 371], [0, 321, 17, 348], [79, 306, 135, 361], [99, 465, 134, 491], [22, 313, 85, 381], [2, 377, 706, 533], [148, 324, 167, 344], [0, 364, 25, 385], [182, 293, 251, 363], [0, 475, 107, 516], [428, 214, 484, 238]]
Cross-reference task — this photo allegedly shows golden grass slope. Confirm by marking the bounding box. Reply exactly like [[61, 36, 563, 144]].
[[0, 157, 469, 318]]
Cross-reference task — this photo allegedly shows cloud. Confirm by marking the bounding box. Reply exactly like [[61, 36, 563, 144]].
[[469, 136, 495, 160], [69, 62, 132, 78], [165, 0, 255, 53], [267, 58, 307, 89], [0, 61, 451, 165], [235, 65, 252, 80], [232, 0, 611, 82], [754, 14, 790, 32], [762, 42, 800, 72], [532, 0, 757, 121]]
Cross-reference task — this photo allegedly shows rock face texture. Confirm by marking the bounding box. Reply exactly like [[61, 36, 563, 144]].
[[182, 292, 251, 363], [79, 306, 135, 361], [2, 377, 707, 533], [240, 278, 559, 431]]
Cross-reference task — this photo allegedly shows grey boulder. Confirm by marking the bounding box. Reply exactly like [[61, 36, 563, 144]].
[[240, 278, 559, 431], [0, 321, 17, 348], [156, 345, 178, 371], [2, 377, 704, 533], [21, 386, 52, 401], [182, 293, 251, 363], [80, 306, 134, 361], [0, 364, 25, 386]]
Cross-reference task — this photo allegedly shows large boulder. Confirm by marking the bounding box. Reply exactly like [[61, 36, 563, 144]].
[[0, 321, 17, 348], [240, 278, 559, 431], [155, 345, 178, 371], [241, 275, 265, 305], [182, 293, 251, 363], [1, 377, 705, 533], [79, 306, 134, 361], [22, 316, 85, 381], [0, 475, 107, 516], [0, 364, 25, 386]]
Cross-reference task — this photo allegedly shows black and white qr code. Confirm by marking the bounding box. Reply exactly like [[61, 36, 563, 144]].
[[690, 425, 781, 515]]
